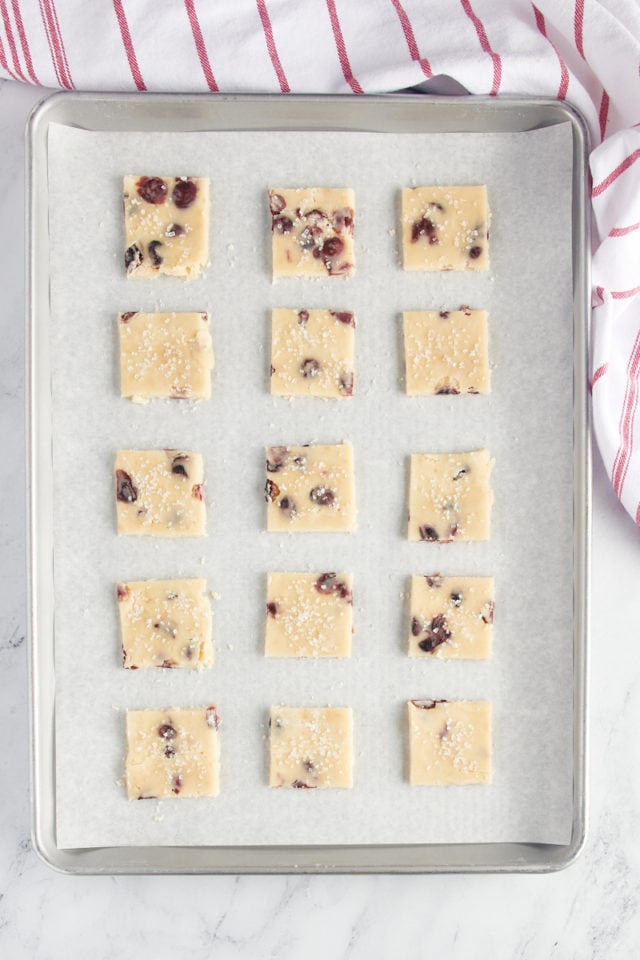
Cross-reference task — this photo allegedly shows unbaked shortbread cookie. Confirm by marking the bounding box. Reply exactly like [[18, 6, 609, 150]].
[[123, 175, 209, 279], [118, 311, 214, 401], [265, 443, 356, 532], [270, 308, 355, 398], [408, 699, 492, 785], [117, 578, 213, 669], [268, 188, 355, 278], [401, 186, 490, 271], [265, 572, 353, 657], [115, 450, 206, 537], [409, 575, 494, 659], [408, 450, 493, 542], [269, 706, 353, 788], [125, 705, 220, 799], [403, 309, 490, 395]]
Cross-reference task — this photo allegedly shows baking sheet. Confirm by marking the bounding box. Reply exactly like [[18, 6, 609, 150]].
[[48, 121, 574, 848]]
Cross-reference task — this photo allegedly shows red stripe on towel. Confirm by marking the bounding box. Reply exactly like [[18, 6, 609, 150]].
[[325, 0, 363, 94], [460, 0, 502, 96], [113, 0, 146, 91], [256, 0, 290, 93], [390, 0, 433, 79]]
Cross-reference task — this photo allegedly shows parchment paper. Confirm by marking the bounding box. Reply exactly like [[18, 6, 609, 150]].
[[48, 120, 575, 848]]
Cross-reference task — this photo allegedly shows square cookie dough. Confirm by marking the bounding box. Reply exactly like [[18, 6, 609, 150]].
[[265, 443, 356, 533], [268, 188, 355, 278], [125, 706, 220, 799], [118, 311, 214, 401], [409, 575, 494, 659], [265, 572, 353, 657], [269, 706, 353, 788], [270, 308, 356, 398], [117, 578, 213, 669], [401, 186, 490, 272], [115, 449, 206, 537], [408, 699, 492, 785], [408, 450, 493, 543], [123, 175, 209, 279], [403, 308, 490, 395]]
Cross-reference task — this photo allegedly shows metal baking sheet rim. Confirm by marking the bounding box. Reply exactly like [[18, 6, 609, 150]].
[[26, 92, 590, 875]]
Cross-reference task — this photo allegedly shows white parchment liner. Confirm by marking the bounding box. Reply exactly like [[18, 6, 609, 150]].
[[47, 121, 575, 847]]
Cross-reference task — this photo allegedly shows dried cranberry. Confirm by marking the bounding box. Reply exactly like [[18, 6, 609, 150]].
[[411, 617, 423, 636], [265, 478, 280, 502], [339, 371, 354, 396], [279, 497, 296, 518], [292, 455, 306, 469], [164, 743, 176, 758], [297, 310, 309, 325], [448, 523, 459, 538], [158, 723, 176, 740], [469, 246, 482, 259], [148, 240, 163, 266], [453, 466, 468, 480], [315, 573, 351, 601], [410, 699, 446, 710], [418, 613, 451, 653], [269, 192, 286, 214], [482, 601, 495, 624], [439, 311, 450, 319], [117, 583, 129, 601], [116, 469, 138, 503], [266, 446, 288, 472], [266, 601, 279, 618], [418, 525, 438, 541], [125, 244, 143, 272], [192, 484, 204, 501], [436, 386, 459, 395], [272, 216, 293, 234], [321, 237, 344, 258], [137, 176, 167, 204], [120, 312, 137, 323], [450, 592, 462, 607], [172, 775, 183, 794], [411, 217, 437, 244], [165, 223, 185, 238], [309, 486, 335, 506], [171, 454, 190, 477], [300, 358, 320, 378], [331, 311, 355, 326], [291, 780, 315, 789], [153, 620, 178, 637], [460, 304, 472, 315], [303, 758, 315, 773], [426, 575, 443, 588], [172, 178, 198, 209], [298, 227, 317, 250], [332, 207, 354, 233], [206, 705, 220, 729]]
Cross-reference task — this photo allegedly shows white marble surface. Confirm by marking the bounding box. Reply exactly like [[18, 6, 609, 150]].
[[1, 78, 640, 959]]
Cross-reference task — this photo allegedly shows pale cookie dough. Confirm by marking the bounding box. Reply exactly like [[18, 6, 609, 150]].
[[408, 449, 493, 542], [115, 449, 206, 537], [403, 308, 490, 395], [270, 308, 356, 398], [409, 575, 494, 659], [125, 706, 220, 799], [118, 311, 214, 401], [123, 176, 209, 279], [401, 186, 490, 272], [269, 706, 353, 788], [268, 188, 355, 278], [265, 572, 353, 657], [117, 578, 213, 669], [408, 699, 492, 785], [265, 443, 356, 533]]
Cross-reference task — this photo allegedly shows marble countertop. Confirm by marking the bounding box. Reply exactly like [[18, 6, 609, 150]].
[[2, 78, 639, 960]]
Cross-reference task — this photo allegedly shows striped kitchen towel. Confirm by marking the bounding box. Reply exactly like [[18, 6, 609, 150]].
[[2, 0, 639, 524]]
